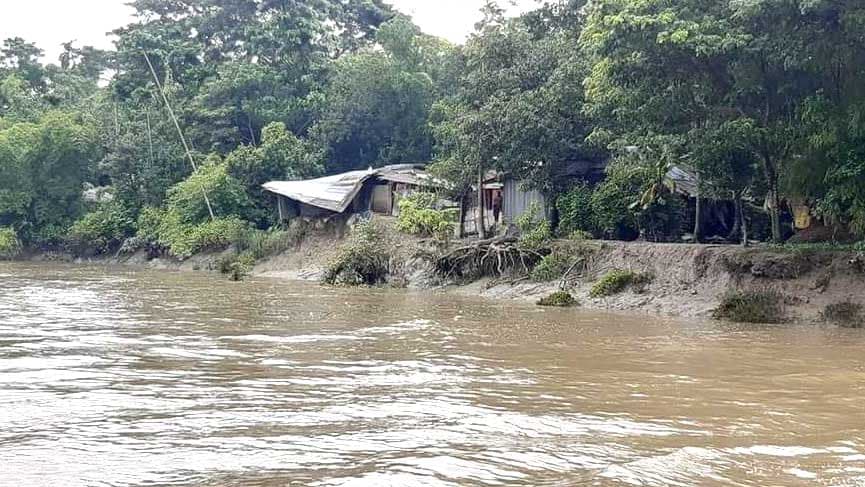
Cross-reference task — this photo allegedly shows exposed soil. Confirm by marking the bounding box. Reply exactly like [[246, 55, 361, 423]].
[[19, 221, 865, 325]]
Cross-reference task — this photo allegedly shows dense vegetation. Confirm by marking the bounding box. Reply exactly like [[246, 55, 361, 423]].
[[1, 0, 864, 259]]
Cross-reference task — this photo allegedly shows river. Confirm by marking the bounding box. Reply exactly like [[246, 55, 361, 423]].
[[1, 262, 864, 486]]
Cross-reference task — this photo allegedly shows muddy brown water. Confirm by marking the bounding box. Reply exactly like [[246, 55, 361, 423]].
[[1, 262, 864, 487]]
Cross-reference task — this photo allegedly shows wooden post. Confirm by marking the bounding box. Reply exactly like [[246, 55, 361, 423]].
[[477, 166, 487, 239]]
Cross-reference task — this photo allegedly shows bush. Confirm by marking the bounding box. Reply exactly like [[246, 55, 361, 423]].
[[323, 220, 390, 286], [217, 251, 256, 281], [821, 301, 863, 328], [590, 269, 654, 298], [136, 207, 247, 259], [236, 225, 306, 260], [67, 202, 135, 254], [531, 253, 573, 282], [537, 291, 579, 307], [713, 289, 785, 323], [396, 192, 456, 239], [590, 161, 646, 241], [0, 227, 21, 259], [517, 202, 552, 249], [557, 182, 595, 237]]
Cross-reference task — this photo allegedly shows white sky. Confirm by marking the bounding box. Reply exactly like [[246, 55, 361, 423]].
[[0, 0, 536, 63]]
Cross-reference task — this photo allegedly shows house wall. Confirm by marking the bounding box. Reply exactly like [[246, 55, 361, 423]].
[[502, 179, 546, 224]]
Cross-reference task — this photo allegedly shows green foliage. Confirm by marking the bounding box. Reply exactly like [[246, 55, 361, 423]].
[[568, 230, 594, 241], [517, 203, 552, 249], [136, 207, 247, 259], [713, 290, 786, 324], [557, 182, 595, 237], [235, 225, 307, 261], [821, 301, 864, 328], [590, 269, 653, 298], [226, 122, 323, 226], [537, 291, 579, 307], [67, 201, 135, 254], [531, 253, 573, 282], [0, 111, 99, 245], [166, 158, 251, 224], [396, 192, 455, 239], [0, 227, 21, 259], [590, 160, 646, 241], [323, 221, 391, 286]]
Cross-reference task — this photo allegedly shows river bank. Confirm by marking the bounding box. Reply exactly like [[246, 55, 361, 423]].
[[18, 223, 863, 326]]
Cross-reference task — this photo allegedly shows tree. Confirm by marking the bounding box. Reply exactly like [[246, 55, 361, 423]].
[[0, 112, 100, 244], [226, 121, 324, 226]]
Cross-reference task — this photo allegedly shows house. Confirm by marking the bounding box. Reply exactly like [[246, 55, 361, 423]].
[[262, 164, 440, 222], [471, 159, 608, 229]]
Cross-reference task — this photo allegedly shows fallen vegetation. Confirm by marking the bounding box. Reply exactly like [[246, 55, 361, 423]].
[[537, 291, 579, 307], [323, 220, 391, 286], [713, 289, 786, 324], [821, 301, 864, 328], [590, 269, 653, 298]]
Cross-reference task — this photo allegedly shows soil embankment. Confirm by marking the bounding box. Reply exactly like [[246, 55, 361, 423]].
[[22, 227, 865, 324], [460, 242, 865, 323], [251, 234, 865, 324]]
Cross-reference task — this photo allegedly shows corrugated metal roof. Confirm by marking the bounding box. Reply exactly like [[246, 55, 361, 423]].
[[263, 164, 444, 213], [263, 169, 375, 213], [667, 165, 699, 197]]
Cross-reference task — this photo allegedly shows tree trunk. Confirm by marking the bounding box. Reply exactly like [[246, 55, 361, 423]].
[[727, 192, 742, 242], [768, 185, 782, 243], [739, 195, 749, 247], [693, 195, 702, 243], [476, 167, 487, 239], [762, 154, 782, 243], [458, 191, 467, 239]]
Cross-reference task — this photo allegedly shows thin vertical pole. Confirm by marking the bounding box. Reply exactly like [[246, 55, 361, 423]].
[[143, 50, 215, 220]]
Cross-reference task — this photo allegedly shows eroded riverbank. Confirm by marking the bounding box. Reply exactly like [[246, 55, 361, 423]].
[[18, 227, 865, 325], [2, 261, 865, 486]]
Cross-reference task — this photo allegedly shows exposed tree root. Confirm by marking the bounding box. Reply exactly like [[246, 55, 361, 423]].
[[434, 237, 548, 279]]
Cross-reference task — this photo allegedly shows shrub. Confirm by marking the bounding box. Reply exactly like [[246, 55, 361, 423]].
[[517, 202, 552, 249], [217, 251, 256, 281], [590, 160, 646, 241], [568, 230, 594, 241], [713, 289, 785, 323], [531, 253, 573, 282], [236, 225, 306, 260], [537, 291, 579, 307], [396, 192, 455, 239], [0, 227, 21, 259], [67, 201, 135, 254], [137, 207, 247, 259], [323, 220, 390, 286], [557, 182, 595, 237], [590, 269, 654, 298], [821, 301, 863, 328]]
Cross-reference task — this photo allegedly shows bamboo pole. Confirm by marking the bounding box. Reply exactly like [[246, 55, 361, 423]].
[[143, 51, 215, 220]]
